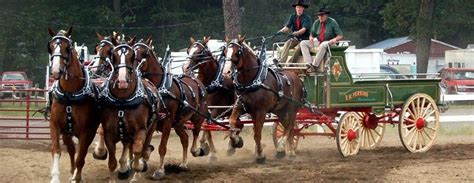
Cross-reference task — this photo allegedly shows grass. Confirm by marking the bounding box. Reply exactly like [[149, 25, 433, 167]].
[[0, 101, 46, 117]]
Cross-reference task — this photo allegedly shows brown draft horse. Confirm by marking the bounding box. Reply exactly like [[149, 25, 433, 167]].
[[47, 27, 100, 182], [133, 37, 209, 180], [224, 36, 306, 163], [89, 32, 118, 160], [185, 36, 238, 161], [98, 36, 159, 182]]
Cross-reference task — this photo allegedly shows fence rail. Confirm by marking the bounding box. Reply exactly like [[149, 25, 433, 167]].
[[0, 88, 49, 140]]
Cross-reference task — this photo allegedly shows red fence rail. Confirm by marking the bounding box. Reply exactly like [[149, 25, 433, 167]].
[[0, 88, 49, 139]]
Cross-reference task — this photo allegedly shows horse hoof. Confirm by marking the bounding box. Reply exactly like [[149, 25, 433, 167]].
[[92, 149, 108, 160], [275, 151, 286, 159], [232, 136, 244, 148], [226, 148, 236, 156], [141, 161, 148, 172], [148, 145, 155, 152], [256, 156, 266, 164], [117, 168, 132, 180], [200, 143, 210, 156], [150, 171, 165, 180]]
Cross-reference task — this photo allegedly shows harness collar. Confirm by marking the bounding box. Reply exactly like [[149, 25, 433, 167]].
[[51, 67, 97, 104]]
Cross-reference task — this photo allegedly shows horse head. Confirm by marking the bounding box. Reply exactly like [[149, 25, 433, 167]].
[[225, 35, 255, 70], [185, 36, 212, 74], [91, 32, 119, 76], [48, 26, 76, 80], [110, 35, 137, 89], [133, 35, 154, 74]]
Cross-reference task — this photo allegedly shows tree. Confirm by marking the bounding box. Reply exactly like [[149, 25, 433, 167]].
[[223, 0, 241, 39], [415, 0, 436, 74]]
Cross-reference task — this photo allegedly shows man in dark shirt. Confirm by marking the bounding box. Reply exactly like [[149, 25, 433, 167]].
[[277, 0, 311, 64], [300, 8, 343, 70]]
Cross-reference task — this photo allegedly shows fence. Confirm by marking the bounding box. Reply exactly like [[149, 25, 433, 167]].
[[0, 88, 49, 139]]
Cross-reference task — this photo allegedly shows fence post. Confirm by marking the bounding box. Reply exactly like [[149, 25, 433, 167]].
[[26, 92, 30, 139], [34, 83, 39, 107]]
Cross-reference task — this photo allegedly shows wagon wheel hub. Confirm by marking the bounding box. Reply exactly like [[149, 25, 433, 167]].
[[347, 129, 357, 141], [416, 118, 425, 129], [363, 114, 378, 129]]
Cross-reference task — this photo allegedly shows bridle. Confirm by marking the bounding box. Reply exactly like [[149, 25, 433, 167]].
[[91, 38, 115, 76], [48, 35, 74, 78], [133, 42, 153, 70], [227, 41, 261, 75], [186, 42, 215, 73], [110, 44, 136, 84]]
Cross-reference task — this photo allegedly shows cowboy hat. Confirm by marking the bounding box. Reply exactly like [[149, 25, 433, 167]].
[[292, 0, 309, 8], [316, 7, 331, 15]]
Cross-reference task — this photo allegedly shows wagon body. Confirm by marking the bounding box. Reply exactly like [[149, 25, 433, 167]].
[[304, 46, 441, 112], [272, 46, 443, 157]]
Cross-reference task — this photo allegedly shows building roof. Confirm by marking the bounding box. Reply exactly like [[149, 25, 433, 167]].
[[364, 37, 411, 50], [364, 36, 461, 50]]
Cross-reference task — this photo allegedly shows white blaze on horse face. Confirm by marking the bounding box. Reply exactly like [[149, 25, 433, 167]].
[[118, 49, 128, 89], [189, 46, 198, 57], [51, 46, 61, 77], [225, 46, 234, 61]]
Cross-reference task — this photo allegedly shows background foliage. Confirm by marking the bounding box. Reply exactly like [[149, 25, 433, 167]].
[[1, 0, 473, 86]]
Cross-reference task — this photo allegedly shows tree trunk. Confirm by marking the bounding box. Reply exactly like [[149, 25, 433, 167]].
[[415, 0, 436, 74], [223, 0, 241, 39]]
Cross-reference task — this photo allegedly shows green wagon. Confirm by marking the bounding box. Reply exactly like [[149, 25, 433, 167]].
[[272, 46, 443, 157]]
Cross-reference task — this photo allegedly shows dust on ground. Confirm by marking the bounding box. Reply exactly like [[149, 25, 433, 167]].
[[0, 123, 473, 182]]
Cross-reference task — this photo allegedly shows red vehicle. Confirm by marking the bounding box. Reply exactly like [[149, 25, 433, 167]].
[[0, 71, 33, 98], [439, 68, 474, 94]]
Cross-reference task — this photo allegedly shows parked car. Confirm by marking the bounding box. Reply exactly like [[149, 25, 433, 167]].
[[439, 68, 474, 94], [0, 71, 33, 98], [380, 65, 408, 79]]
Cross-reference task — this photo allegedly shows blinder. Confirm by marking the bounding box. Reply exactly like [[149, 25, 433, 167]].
[[48, 35, 74, 77], [112, 44, 136, 74]]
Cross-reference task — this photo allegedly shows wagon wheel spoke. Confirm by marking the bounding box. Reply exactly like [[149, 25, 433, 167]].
[[399, 93, 439, 153], [422, 129, 434, 140], [337, 112, 360, 157]]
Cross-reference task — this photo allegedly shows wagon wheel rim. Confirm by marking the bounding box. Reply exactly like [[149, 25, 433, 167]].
[[399, 93, 439, 153], [336, 112, 361, 157], [356, 112, 386, 150], [272, 122, 299, 151]]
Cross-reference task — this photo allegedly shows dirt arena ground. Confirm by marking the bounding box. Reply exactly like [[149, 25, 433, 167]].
[[0, 122, 473, 182]]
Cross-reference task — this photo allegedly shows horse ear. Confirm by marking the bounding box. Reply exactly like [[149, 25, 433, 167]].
[[112, 31, 118, 39], [48, 27, 56, 37], [203, 36, 211, 45], [239, 35, 246, 43], [65, 26, 73, 37], [190, 37, 196, 44], [128, 36, 136, 46], [96, 32, 104, 40], [145, 35, 152, 45]]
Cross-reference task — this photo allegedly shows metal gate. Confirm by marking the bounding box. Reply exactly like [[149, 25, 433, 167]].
[[0, 88, 49, 139]]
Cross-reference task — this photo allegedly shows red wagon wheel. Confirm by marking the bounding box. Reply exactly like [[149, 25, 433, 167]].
[[356, 112, 386, 150], [399, 93, 440, 153], [336, 112, 361, 157], [272, 122, 299, 152]]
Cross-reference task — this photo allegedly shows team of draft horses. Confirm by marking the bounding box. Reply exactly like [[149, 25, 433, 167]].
[[46, 26, 307, 182]]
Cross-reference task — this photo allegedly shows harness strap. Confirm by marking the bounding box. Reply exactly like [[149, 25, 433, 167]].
[[117, 110, 130, 142], [64, 105, 74, 135]]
